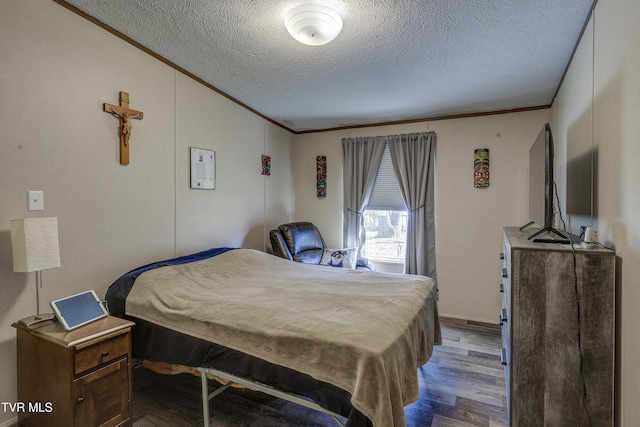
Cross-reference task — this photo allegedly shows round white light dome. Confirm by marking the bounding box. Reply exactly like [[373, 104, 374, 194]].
[[285, 4, 343, 46]]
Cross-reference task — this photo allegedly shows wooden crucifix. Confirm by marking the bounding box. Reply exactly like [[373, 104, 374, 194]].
[[103, 91, 144, 165]]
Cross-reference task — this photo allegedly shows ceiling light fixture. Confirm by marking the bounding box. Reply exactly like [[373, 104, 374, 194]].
[[285, 3, 343, 46]]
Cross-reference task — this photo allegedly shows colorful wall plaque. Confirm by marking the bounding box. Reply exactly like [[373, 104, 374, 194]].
[[261, 154, 271, 176], [474, 148, 490, 188], [316, 155, 327, 198]]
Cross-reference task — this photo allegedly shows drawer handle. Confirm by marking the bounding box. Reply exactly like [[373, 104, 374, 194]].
[[500, 308, 508, 324], [502, 268, 508, 279], [500, 252, 504, 260], [102, 351, 109, 357], [77, 397, 85, 404], [500, 348, 507, 366], [499, 283, 504, 293]]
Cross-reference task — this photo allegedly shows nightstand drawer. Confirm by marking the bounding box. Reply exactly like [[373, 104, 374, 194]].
[[74, 333, 128, 375]]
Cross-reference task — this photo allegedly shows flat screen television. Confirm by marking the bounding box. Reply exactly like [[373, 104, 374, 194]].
[[521, 123, 567, 241]]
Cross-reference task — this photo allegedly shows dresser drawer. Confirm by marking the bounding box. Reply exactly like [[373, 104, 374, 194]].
[[74, 333, 129, 375]]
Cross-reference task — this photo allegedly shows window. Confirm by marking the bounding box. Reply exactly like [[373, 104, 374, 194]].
[[363, 210, 407, 261], [363, 144, 407, 262], [343, 131, 436, 279]]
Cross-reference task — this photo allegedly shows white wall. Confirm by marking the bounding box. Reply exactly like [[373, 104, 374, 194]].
[[174, 74, 294, 253], [0, 1, 293, 422], [552, 0, 640, 424], [293, 109, 550, 323]]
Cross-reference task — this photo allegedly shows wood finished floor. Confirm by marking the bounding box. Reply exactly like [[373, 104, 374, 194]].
[[131, 318, 507, 427]]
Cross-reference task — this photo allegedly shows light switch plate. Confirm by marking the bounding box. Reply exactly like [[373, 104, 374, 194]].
[[27, 191, 44, 211]]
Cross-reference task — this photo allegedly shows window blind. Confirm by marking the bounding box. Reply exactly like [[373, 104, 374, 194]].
[[367, 144, 406, 211]]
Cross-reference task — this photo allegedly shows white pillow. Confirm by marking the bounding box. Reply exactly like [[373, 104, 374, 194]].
[[320, 248, 358, 269]]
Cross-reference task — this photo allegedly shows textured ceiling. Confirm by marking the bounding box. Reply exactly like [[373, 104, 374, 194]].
[[61, 0, 595, 133]]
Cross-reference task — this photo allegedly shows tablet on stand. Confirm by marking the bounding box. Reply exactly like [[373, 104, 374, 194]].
[[50, 290, 109, 331]]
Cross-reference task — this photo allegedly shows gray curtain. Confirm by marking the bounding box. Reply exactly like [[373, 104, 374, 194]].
[[388, 132, 437, 288], [342, 137, 386, 252]]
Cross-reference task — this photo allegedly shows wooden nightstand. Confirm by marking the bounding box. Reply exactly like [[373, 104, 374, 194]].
[[13, 316, 135, 427]]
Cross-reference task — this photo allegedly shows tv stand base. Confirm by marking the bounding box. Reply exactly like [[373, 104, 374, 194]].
[[528, 227, 569, 242]]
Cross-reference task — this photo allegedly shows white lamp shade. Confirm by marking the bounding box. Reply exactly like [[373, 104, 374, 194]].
[[10, 217, 61, 272], [285, 3, 343, 46]]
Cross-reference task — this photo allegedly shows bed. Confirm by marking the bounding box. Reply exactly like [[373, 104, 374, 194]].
[[105, 247, 441, 427]]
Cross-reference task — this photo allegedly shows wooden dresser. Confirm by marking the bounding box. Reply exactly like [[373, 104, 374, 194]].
[[13, 316, 134, 427], [500, 226, 614, 426]]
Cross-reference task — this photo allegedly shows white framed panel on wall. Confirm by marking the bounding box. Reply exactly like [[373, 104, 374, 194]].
[[190, 147, 215, 189]]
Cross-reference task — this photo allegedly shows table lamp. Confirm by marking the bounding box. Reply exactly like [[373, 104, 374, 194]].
[[10, 217, 61, 326]]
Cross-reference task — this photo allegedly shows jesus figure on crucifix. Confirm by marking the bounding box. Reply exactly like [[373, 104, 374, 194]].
[[103, 91, 144, 165], [108, 109, 139, 147]]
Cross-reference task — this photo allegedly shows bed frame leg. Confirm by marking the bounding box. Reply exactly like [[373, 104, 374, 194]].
[[201, 370, 210, 427], [197, 366, 346, 427]]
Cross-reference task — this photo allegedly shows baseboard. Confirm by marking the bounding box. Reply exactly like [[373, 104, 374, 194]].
[[439, 313, 499, 326], [0, 417, 17, 427]]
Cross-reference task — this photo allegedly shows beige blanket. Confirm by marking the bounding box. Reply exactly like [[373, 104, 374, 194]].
[[126, 249, 441, 427]]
